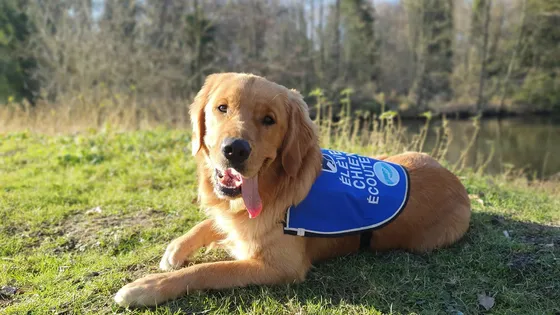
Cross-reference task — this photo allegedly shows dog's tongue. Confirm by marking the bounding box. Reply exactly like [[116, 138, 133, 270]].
[[241, 176, 262, 218]]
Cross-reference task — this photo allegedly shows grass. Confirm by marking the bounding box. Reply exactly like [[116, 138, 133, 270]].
[[1, 123, 559, 314]]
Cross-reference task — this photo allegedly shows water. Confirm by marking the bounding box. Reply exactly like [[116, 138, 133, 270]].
[[400, 116, 560, 179]]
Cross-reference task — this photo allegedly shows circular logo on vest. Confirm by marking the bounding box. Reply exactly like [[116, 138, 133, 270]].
[[373, 162, 400, 186]]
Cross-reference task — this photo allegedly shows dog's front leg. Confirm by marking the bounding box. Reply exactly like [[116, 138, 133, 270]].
[[115, 259, 306, 307], [159, 219, 224, 271]]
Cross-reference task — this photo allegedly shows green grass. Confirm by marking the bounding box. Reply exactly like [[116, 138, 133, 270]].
[[1, 129, 559, 315]]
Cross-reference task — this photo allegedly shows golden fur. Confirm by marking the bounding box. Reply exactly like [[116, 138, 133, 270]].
[[114, 73, 471, 307]]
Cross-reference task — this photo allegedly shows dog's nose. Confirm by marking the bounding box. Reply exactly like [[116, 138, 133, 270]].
[[221, 138, 251, 165]]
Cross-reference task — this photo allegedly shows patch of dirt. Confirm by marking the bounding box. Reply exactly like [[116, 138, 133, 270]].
[[490, 215, 560, 247], [507, 253, 537, 270], [0, 285, 21, 308], [519, 235, 560, 247], [515, 225, 560, 248], [54, 208, 170, 253]]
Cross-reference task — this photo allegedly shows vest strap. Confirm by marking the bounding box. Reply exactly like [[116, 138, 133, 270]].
[[359, 230, 372, 250]]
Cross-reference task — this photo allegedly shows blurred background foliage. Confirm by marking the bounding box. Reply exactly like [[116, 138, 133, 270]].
[[0, 0, 558, 115]]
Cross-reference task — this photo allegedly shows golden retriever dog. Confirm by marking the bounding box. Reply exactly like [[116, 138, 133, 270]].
[[114, 73, 471, 307]]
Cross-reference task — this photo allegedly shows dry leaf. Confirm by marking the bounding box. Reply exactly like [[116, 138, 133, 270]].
[[478, 293, 495, 311]]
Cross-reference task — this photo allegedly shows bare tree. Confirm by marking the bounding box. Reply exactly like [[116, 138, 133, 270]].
[[475, 0, 492, 113], [4, 0, 557, 118]]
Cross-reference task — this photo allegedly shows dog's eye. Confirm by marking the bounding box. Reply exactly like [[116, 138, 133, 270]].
[[262, 115, 275, 126], [217, 104, 228, 113]]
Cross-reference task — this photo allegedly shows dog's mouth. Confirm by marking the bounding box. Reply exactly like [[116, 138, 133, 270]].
[[214, 168, 263, 219]]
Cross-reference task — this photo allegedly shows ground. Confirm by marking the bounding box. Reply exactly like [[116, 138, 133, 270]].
[[0, 129, 559, 315]]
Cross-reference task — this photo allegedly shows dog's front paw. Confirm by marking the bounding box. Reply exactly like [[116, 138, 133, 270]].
[[159, 239, 191, 271], [114, 273, 178, 307]]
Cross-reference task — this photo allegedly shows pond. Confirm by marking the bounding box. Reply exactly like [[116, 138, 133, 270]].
[[400, 116, 560, 180]]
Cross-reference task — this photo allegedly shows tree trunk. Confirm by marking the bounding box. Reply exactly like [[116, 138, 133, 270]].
[[192, 0, 203, 89], [330, 0, 341, 82], [498, 0, 527, 112], [318, 0, 325, 86], [476, 0, 491, 114]]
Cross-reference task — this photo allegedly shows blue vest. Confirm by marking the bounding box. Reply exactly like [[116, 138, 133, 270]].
[[283, 148, 410, 237]]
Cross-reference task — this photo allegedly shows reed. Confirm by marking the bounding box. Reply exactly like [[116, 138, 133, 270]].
[[0, 89, 542, 180]]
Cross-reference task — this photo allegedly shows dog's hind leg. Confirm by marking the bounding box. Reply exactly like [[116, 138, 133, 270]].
[[367, 152, 471, 252], [159, 219, 225, 271]]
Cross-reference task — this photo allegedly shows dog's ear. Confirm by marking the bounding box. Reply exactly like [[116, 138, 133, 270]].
[[189, 74, 217, 156], [281, 89, 318, 177]]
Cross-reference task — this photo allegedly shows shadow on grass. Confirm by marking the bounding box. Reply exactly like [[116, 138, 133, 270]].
[[141, 212, 559, 315]]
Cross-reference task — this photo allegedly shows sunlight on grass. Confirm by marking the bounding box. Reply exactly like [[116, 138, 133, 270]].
[[0, 95, 559, 314]]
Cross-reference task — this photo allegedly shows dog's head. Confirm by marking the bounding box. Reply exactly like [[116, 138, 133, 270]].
[[189, 73, 320, 218]]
